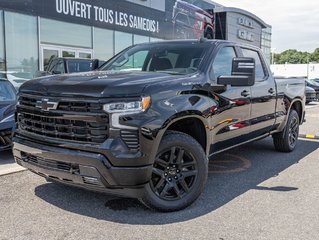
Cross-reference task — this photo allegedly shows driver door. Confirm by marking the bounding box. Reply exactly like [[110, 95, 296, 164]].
[[209, 46, 252, 152]]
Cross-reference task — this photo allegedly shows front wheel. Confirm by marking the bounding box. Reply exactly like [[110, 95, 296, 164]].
[[140, 131, 208, 212], [273, 109, 300, 152]]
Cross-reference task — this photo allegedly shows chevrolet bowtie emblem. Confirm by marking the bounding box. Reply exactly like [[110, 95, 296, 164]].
[[35, 99, 58, 111]]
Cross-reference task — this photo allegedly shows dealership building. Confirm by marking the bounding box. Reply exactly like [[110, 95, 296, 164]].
[[0, 0, 272, 79]]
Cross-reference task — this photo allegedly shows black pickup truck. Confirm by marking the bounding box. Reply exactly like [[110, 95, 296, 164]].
[[13, 40, 305, 212]]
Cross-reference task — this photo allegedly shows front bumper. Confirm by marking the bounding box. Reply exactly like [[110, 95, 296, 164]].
[[306, 92, 316, 102], [13, 138, 152, 198]]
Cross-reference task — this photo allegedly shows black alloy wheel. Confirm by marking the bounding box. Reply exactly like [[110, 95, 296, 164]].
[[140, 131, 208, 212], [288, 115, 299, 148], [273, 109, 300, 152], [150, 146, 197, 201]]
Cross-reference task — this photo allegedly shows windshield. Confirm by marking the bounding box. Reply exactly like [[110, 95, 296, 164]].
[[100, 42, 208, 75], [67, 60, 93, 73], [0, 81, 16, 102]]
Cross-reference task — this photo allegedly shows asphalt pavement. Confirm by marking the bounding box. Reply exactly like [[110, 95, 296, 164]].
[[1, 103, 319, 239]]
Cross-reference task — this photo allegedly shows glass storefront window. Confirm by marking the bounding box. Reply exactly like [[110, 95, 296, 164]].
[[134, 35, 150, 45], [41, 18, 92, 48], [79, 52, 92, 59], [0, 11, 5, 77], [62, 51, 75, 58], [93, 27, 114, 61], [5, 12, 38, 80], [150, 37, 164, 42], [114, 31, 133, 54]]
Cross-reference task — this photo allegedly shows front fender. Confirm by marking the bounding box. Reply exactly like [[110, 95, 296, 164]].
[[141, 94, 217, 161]]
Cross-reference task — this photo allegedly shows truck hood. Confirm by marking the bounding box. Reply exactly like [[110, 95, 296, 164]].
[[20, 71, 191, 98]]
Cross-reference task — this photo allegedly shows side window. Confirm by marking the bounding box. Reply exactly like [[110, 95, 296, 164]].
[[241, 48, 266, 81], [47, 59, 58, 72], [54, 61, 65, 74], [175, 13, 190, 26], [212, 47, 236, 79]]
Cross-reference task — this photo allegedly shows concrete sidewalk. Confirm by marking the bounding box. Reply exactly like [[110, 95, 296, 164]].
[[0, 150, 25, 176]]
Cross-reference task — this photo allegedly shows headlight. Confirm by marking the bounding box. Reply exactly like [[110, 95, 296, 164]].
[[103, 96, 151, 113]]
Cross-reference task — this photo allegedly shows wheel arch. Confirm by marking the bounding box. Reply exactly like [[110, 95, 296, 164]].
[[289, 98, 304, 123], [158, 113, 210, 156]]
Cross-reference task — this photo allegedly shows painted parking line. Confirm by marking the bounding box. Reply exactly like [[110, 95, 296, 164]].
[[209, 154, 251, 174], [299, 134, 319, 140]]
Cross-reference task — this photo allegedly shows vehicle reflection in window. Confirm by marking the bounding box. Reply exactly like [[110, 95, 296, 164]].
[[212, 47, 236, 79]]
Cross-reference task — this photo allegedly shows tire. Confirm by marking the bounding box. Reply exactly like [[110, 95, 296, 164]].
[[140, 131, 208, 212], [273, 109, 300, 152]]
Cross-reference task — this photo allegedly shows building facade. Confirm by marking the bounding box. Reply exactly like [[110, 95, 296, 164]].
[[0, 0, 271, 80]]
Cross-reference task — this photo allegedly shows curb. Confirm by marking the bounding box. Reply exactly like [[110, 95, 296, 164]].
[[299, 134, 319, 140], [0, 165, 27, 177]]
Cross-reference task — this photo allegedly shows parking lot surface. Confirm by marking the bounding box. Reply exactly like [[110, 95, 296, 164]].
[[1, 103, 319, 240]]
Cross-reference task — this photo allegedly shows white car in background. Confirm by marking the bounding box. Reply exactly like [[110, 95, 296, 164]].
[[0, 71, 30, 91]]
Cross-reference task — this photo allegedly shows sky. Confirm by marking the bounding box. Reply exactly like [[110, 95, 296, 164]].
[[213, 0, 319, 53]]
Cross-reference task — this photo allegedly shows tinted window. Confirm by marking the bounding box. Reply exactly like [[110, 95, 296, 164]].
[[0, 81, 16, 102], [67, 61, 93, 73], [48, 59, 58, 72], [54, 61, 65, 74], [241, 48, 266, 80], [175, 13, 190, 25], [212, 47, 236, 79]]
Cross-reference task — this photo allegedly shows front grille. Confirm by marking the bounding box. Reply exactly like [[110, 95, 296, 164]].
[[121, 130, 140, 151], [0, 129, 12, 147], [17, 94, 109, 143], [19, 95, 104, 113]]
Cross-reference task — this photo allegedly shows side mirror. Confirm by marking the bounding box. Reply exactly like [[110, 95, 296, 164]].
[[217, 57, 255, 87]]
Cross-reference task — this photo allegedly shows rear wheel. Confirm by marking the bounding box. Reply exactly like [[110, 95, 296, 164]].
[[140, 131, 208, 212], [273, 109, 299, 152]]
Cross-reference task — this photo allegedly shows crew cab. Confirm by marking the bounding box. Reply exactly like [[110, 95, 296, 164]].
[[13, 40, 305, 212], [34, 58, 104, 78]]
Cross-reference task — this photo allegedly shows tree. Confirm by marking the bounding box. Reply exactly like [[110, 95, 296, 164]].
[[273, 49, 310, 64], [309, 48, 319, 63]]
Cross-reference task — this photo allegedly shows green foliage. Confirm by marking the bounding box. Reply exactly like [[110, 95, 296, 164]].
[[309, 48, 319, 62], [273, 48, 319, 64]]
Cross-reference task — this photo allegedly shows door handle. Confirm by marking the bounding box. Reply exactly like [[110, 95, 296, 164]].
[[268, 88, 275, 94], [241, 90, 250, 97]]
